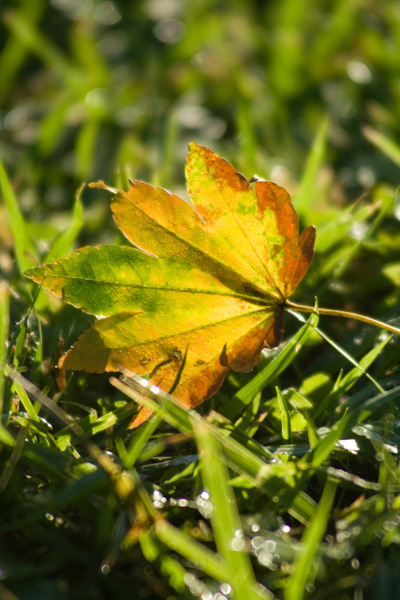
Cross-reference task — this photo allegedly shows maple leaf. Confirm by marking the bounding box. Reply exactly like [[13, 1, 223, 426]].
[[24, 143, 316, 427]]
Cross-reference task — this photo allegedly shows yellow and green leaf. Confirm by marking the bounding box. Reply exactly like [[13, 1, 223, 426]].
[[24, 143, 316, 427]]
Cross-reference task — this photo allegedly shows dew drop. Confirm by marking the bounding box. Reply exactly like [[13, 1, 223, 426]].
[[257, 550, 272, 566], [346, 60, 372, 84], [251, 536, 264, 549], [231, 537, 245, 551], [263, 540, 276, 553]]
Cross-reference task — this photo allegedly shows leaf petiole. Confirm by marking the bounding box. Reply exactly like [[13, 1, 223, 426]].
[[284, 300, 400, 336]]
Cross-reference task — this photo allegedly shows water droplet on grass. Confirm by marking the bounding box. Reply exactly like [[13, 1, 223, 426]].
[[251, 536, 264, 549], [230, 537, 245, 551], [263, 540, 276, 552]]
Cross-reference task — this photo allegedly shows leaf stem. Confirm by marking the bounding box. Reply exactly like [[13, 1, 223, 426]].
[[284, 300, 400, 336]]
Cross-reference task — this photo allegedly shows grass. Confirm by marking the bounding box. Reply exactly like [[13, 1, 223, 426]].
[[2, 1, 400, 599]]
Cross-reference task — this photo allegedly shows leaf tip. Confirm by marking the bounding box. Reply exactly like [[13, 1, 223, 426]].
[[89, 180, 119, 194], [188, 141, 200, 152], [22, 267, 41, 282]]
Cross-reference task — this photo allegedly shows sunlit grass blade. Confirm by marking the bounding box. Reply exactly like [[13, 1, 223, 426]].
[[314, 201, 371, 254], [43, 185, 84, 262], [222, 312, 319, 421], [314, 335, 392, 420], [337, 384, 400, 424], [155, 110, 177, 188], [286, 389, 319, 448], [294, 117, 328, 215], [0, 424, 15, 447], [363, 126, 400, 168], [287, 309, 385, 393], [120, 414, 163, 468], [0, 159, 37, 271], [75, 121, 100, 180], [276, 386, 291, 441], [307, 385, 400, 468], [55, 402, 137, 450], [111, 373, 317, 523], [154, 519, 230, 583], [236, 96, 259, 175], [309, 412, 353, 469], [334, 186, 399, 278], [285, 478, 337, 600], [0, 281, 10, 412], [138, 529, 188, 595], [13, 380, 40, 423], [193, 418, 267, 600]]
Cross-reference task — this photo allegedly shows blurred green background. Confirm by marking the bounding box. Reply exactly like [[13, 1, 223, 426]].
[[2, 2, 400, 599], [2, 0, 400, 231]]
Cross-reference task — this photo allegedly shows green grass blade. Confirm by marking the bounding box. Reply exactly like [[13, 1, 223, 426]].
[[111, 375, 316, 523], [0, 424, 15, 447], [138, 530, 188, 595], [14, 381, 40, 422], [55, 403, 137, 450], [75, 121, 99, 180], [155, 111, 178, 188], [314, 335, 392, 420], [0, 0, 45, 102], [43, 185, 84, 262], [155, 519, 230, 582], [38, 93, 73, 154], [0, 281, 10, 412], [236, 96, 259, 175], [363, 126, 400, 168], [286, 478, 337, 600], [193, 418, 262, 600], [310, 413, 352, 468], [286, 389, 319, 448], [122, 414, 163, 468], [294, 117, 328, 215], [222, 312, 319, 421], [0, 159, 37, 271], [335, 186, 399, 278], [276, 386, 292, 441], [314, 202, 371, 254], [4, 10, 74, 84], [340, 384, 400, 424], [287, 309, 384, 394]]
